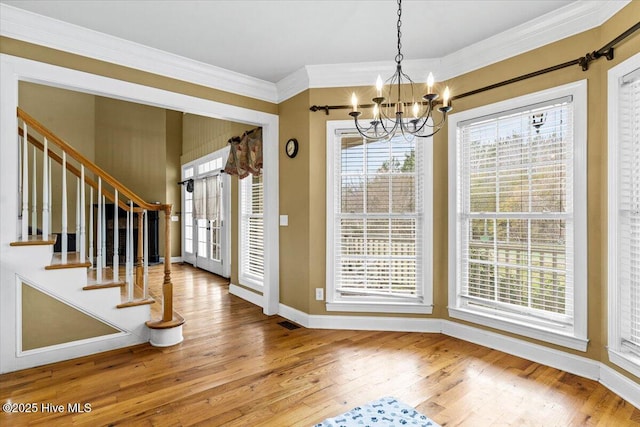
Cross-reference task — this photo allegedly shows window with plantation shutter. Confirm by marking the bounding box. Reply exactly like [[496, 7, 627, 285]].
[[239, 174, 264, 290], [449, 81, 587, 350], [608, 53, 640, 377], [326, 123, 433, 314]]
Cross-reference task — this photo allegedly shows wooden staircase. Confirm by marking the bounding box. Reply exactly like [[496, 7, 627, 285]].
[[1, 108, 185, 373]]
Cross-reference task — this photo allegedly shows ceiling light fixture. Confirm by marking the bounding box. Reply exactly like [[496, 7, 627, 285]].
[[350, 0, 452, 141]]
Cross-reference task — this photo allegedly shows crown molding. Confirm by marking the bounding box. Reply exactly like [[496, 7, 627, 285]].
[[277, 0, 629, 99], [0, 1, 630, 104], [0, 3, 279, 103], [438, 0, 630, 81], [275, 66, 310, 103], [306, 58, 442, 88]]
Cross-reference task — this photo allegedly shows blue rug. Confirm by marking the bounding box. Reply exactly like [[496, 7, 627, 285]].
[[314, 396, 440, 427]]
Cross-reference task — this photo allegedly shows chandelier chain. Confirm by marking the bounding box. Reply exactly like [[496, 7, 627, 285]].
[[348, 0, 451, 141], [395, 0, 403, 64]]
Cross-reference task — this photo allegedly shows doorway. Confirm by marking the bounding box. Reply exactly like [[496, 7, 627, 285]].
[[182, 147, 231, 278]]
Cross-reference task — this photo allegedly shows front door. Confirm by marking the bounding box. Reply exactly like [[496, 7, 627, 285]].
[[182, 147, 231, 278]]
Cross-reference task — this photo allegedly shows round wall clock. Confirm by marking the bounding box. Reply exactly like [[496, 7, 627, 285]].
[[285, 138, 299, 158]]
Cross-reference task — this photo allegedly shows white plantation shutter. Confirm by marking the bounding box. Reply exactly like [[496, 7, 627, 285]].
[[240, 174, 264, 285], [334, 133, 423, 300], [617, 67, 640, 356], [457, 97, 575, 326]]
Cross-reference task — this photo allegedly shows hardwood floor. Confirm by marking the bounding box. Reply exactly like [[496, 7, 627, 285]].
[[1, 263, 638, 426]]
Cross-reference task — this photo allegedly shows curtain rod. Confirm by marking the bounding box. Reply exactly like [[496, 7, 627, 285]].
[[310, 21, 640, 115]]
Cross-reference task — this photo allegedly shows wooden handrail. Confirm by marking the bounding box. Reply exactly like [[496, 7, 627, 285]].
[[18, 108, 167, 213], [18, 128, 137, 212], [18, 107, 183, 331]]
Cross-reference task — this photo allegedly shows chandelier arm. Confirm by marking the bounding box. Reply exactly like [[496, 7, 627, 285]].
[[352, 117, 377, 135], [349, 0, 452, 142], [419, 119, 448, 138], [353, 116, 395, 141]]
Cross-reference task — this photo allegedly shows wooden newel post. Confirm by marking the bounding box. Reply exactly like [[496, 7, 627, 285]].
[[147, 205, 184, 334], [162, 205, 173, 322]]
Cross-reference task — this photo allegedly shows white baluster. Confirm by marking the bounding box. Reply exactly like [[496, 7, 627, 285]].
[[113, 189, 119, 281], [61, 152, 68, 264], [31, 146, 37, 236], [144, 209, 149, 299], [102, 195, 107, 274], [97, 178, 102, 283], [76, 177, 80, 252], [42, 138, 49, 240], [79, 166, 86, 260], [21, 123, 28, 241], [125, 208, 131, 289], [89, 186, 94, 266], [48, 158, 52, 234], [128, 200, 134, 301]]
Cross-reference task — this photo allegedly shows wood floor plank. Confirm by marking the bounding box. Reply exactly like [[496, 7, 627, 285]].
[[1, 263, 637, 426]]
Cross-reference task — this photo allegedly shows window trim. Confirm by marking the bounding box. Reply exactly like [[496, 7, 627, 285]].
[[239, 174, 264, 292], [448, 80, 588, 351], [326, 120, 433, 314], [607, 52, 640, 378]]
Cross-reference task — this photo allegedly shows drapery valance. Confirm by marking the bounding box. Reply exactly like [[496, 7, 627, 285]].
[[224, 127, 262, 179]]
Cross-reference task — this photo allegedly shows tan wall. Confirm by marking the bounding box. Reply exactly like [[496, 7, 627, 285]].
[[4, 1, 640, 385], [18, 82, 96, 235], [279, 91, 311, 312], [0, 37, 277, 116], [22, 283, 119, 350], [181, 114, 251, 164], [95, 97, 167, 202], [288, 2, 640, 386], [166, 110, 183, 258]]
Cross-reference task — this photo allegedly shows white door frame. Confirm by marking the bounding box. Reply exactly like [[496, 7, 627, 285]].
[[0, 54, 280, 317], [181, 147, 231, 278]]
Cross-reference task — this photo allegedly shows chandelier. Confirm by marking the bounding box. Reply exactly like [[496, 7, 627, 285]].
[[349, 0, 452, 141]]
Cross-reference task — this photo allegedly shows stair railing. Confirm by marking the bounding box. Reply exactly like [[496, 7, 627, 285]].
[[17, 108, 180, 326]]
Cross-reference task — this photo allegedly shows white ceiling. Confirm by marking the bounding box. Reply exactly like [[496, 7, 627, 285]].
[[1, 0, 582, 83]]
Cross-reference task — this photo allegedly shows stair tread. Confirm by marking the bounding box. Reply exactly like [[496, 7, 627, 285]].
[[88, 266, 162, 312], [10, 235, 57, 246], [45, 253, 91, 270]]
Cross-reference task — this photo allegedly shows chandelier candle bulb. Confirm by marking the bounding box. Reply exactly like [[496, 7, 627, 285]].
[[427, 72, 434, 93], [348, 0, 451, 140], [443, 87, 450, 107]]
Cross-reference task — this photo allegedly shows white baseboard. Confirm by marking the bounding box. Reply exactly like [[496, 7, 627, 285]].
[[159, 256, 183, 263], [278, 304, 441, 332], [229, 283, 263, 308], [441, 320, 600, 380], [599, 363, 640, 409], [276, 303, 639, 409]]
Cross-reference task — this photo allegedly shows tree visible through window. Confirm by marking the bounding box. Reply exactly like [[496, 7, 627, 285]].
[[608, 54, 640, 376], [449, 82, 587, 350], [332, 132, 426, 302]]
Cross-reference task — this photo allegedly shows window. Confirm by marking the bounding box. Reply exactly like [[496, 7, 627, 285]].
[[183, 166, 194, 256], [239, 174, 264, 290], [326, 123, 432, 314], [608, 53, 640, 377], [449, 81, 587, 351]]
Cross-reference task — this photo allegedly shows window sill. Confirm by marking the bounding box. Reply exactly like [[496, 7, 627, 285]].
[[608, 349, 640, 379], [238, 274, 263, 293], [448, 306, 588, 351], [327, 301, 433, 315]]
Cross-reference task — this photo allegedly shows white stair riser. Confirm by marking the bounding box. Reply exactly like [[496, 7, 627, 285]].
[[4, 245, 54, 270], [1, 243, 153, 373]]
